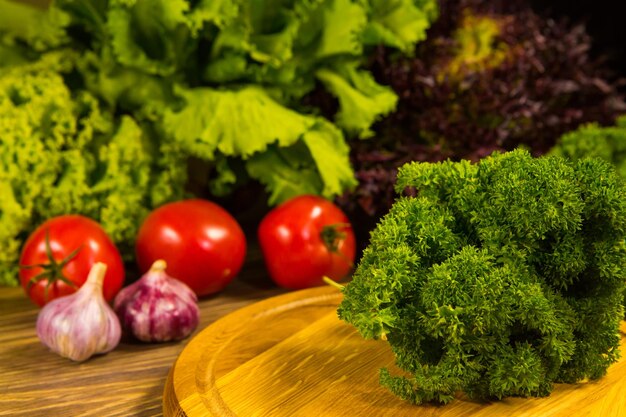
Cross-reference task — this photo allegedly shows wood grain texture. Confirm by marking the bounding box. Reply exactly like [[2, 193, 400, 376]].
[[164, 286, 626, 417], [0, 249, 285, 417]]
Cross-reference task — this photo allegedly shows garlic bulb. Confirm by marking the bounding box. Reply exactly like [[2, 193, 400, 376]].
[[114, 260, 199, 342], [36, 262, 121, 362]]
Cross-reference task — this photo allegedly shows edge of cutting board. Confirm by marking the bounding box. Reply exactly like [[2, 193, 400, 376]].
[[163, 286, 343, 417]]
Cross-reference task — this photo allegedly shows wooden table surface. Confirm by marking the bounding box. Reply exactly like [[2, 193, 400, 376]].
[[0, 248, 286, 417]]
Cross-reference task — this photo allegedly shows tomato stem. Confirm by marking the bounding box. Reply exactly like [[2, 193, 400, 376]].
[[320, 223, 354, 268], [20, 230, 82, 301]]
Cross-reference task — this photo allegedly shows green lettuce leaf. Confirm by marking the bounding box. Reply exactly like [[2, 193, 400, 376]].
[[207, 156, 241, 196], [295, 0, 367, 60], [246, 143, 324, 205], [246, 120, 356, 204], [362, 0, 438, 53], [204, 0, 368, 83], [163, 85, 356, 203], [54, 0, 109, 42], [0, 43, 29, 68], [0, 0, 70, 51], [247, 0, 303, 65], [204, 0, 308, 80], [107, 0, 192, 76], [301, 120, 357, 197], [187, 0, 240, 34], [162, 86, 317, 159], [76, 51, 173, 113], [316, 63, 398, 138]]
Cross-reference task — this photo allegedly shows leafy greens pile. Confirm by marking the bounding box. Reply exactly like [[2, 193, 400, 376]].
[[0, 0, 438, 286], [338, 149, 626, 403]]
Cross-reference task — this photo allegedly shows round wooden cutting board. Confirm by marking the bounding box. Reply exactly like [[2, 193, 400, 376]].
[[163, 286, 626, 417]]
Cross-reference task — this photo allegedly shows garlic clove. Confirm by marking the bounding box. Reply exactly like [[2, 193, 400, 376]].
[[36, 262, 121, 362], [114, 260, 200, 342]]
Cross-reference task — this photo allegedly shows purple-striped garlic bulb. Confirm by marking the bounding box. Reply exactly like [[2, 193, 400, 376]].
[[113, 260, 199, 342], [36, 262, 121, 362]]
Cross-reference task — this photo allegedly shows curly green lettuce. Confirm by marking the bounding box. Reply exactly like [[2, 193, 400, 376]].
[[0, 58, 185, 286], [339, 149, 626, 404]]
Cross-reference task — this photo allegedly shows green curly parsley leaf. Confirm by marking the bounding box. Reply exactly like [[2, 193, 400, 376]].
[[339, 149, 626, 404]]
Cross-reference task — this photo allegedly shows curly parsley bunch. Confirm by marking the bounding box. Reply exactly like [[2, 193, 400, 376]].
[[339, 149, 626, 403]]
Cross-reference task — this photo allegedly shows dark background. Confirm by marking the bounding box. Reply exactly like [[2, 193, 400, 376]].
[[531, 0, 626, 77]]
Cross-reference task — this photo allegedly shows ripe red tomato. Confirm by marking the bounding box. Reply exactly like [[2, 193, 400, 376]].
[[258, 195, 356, 289], [135, 199, 247, 296], [19, 215, 125, 307]]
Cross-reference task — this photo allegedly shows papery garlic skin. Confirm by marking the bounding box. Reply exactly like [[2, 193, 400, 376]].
[[114, 260, 199, 342], [36, 263, 121, 362]]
